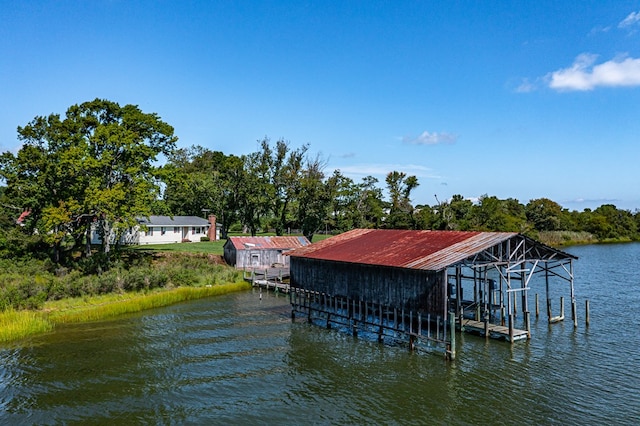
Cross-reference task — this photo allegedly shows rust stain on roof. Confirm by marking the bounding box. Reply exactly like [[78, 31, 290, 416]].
[[227, 236, 311, 250], [288, 229, 518, 271]]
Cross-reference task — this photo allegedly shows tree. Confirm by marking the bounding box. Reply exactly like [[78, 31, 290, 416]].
[[0, 99, 177, 264], [296, 155, 330, 240], [525, 198, 563, 231], [384, 171, 419, 229]]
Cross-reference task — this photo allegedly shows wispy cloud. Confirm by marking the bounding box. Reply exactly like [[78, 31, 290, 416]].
[[514, 78, 538, 93], [589, 25, 611, 36], [402, 131, 458, 145], [337, 163, 440, 179], [339, 152, 356, 159], [547, 53, 640, 91], [619, 11, 640, 32]]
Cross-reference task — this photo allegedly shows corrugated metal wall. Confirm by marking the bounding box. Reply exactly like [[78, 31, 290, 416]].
[[291, 257, 445, 316]]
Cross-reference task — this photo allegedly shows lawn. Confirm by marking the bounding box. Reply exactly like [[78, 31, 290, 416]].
[[131, 233, 333, 255]]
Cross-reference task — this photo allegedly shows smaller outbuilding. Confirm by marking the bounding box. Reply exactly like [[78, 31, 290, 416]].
[[224, 236, 311, 269]]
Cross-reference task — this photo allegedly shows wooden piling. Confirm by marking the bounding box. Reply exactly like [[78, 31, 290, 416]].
[[449, 313, 456, 360], [535, 293, 539, 318], [483, 316, 489, 339], [508, 313, 514, 343], [571, 299, 577, 328], [585, 300, 590, 327], [560, 296, 565, 319]]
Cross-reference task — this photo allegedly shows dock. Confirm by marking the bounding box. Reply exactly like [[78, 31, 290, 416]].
[[244, 267, 291, 293], [460, 319, 529, 342]]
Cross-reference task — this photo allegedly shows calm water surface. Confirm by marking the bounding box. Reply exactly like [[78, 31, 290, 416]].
[[1, 244, 639, 425]]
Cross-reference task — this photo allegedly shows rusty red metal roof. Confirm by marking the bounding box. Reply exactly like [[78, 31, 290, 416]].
[[227, 236, 311, 250], [288, 229, 519, 271]]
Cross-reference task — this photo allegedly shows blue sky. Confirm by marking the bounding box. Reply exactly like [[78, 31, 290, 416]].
[[2, 1, 640, 211]]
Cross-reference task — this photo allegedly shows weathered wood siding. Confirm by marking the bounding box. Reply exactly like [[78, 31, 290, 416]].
[[223, 241, 237, 266], [224, 243, 288, 268], [291, 257, 445, 316]]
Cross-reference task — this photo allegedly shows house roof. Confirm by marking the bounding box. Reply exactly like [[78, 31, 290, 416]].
[[288, 229, 575, 271], [139, 215, 210, 227], [226, 236, 311, 250]]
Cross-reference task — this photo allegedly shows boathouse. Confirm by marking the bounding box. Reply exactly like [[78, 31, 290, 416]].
[[288, 229, 577, 359], [224, 236, 311, 268]]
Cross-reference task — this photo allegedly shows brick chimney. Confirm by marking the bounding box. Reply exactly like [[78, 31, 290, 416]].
[[207, 215, 217, 241]]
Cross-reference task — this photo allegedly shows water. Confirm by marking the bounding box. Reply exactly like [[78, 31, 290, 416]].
[[1, 244, 639, 425]]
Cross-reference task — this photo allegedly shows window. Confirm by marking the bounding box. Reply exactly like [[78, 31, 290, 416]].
[[174, 227, 179, 233], [161, 227, 166, 235], [147, 227, 154, 236]]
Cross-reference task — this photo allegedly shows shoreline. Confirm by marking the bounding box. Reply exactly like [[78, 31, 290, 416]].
[[0, 281, 251, 344]]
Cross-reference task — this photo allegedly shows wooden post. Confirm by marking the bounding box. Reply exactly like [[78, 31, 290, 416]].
[[394, 308, 397, 331], [409, 310, 413, 334], [560, 296, 565, 319], [449, 312, 456, 361], [427, 314, 431, 340], [535, 293, 539, 318], [545, 268, 552, 322], [418, 312, 422, 336], [378, 304, 384, 343], [484, 315, 489, 339], [508, 313, 514, 343], [585, 300, 590, 327], [524, 311, 531, 338], [436, 315, 440, 341], [570, 259, 577, 328]]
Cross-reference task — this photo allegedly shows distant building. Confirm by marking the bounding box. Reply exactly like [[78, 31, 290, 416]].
[[223, 236, 311, 268], [91, 215, 221, 245]]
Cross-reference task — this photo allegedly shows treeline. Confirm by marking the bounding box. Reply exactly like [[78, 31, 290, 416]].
[[159, 143, 640, 243], [1, 99, 639, 269]]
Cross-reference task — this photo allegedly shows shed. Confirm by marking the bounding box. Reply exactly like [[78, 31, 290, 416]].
[[288, 229, 578, 358], [223, 236, 311, 269]]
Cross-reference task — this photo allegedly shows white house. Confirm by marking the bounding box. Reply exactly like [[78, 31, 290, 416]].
[[91, 215, 221, 245]]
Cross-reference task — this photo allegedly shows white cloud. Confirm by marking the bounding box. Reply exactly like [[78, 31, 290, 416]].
[[337, 163, 440, 179], [548, 53, 640, 91], [403, 131, 458, 145], [515, 78, 537, 93], [619, 11, 640, 29]]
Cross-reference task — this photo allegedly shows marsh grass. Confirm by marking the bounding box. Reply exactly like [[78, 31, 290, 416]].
[[1, 282, 251, 342], [0, 309, 53, 342], [47, 282, 250, 324]]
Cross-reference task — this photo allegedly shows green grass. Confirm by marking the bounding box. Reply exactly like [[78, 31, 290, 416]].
[[0, 309, 54, 342], [131, 240, 226, 255], [0, 282, 251, 343], [47, 282, 251, 324], [131, 233, 332, 255]]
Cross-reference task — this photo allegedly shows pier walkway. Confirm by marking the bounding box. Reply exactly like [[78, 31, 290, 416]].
[[460, 319, 529, 342]]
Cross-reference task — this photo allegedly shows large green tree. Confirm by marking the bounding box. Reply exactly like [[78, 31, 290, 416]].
[[0, 99, 177, 263], [384, 171, 419, 229]]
